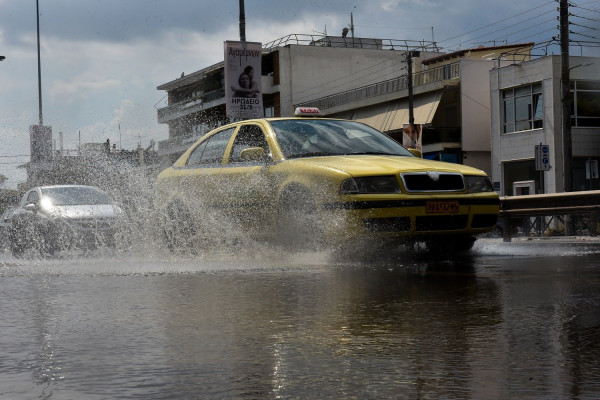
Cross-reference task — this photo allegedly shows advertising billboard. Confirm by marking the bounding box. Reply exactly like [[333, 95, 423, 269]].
[[402, 123, 422, 151], [224, 41, 263, 119]]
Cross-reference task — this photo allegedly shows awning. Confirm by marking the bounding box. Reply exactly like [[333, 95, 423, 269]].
[[350, 103, 394, 132], [352, 90, 442, 133]]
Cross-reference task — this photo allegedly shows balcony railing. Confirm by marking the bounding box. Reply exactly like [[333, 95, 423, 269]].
[[296, 62, 459, 111], [157, 89, 225, 123], [263, 34, 439, 52], [158, 133, 201, 156]]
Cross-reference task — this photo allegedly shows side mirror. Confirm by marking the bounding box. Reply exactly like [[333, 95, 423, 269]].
[[240, 147, 266, 162], [408, 148, 422, 158], [24, 203, 39, 212]]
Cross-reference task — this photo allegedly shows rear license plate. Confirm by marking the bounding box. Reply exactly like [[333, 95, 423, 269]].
[[426, 201, 460, 213]]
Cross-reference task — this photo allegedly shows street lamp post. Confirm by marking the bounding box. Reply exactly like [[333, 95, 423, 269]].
[[239, 0, 246, 42], [29, 0, 53, 175], [36, 0, 43, 126]]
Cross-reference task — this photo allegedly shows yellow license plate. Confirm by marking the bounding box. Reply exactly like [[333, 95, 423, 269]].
[[426, 201, 460, 213]]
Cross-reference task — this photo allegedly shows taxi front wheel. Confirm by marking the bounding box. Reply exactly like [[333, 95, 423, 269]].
[[277, 189, 323, 251], [424, 235, 476, 253], [162, 203, 197, 254]]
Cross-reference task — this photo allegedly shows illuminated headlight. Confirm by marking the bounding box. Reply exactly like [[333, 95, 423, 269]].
[[340, 176, 401, 194], [465, 175, 494, 193]]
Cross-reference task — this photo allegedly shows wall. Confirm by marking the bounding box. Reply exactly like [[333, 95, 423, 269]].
[[276, 45, 411, 116], [460, 59, 495, 153]]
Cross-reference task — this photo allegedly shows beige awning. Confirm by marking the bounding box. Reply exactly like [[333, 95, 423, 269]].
[[352, 90, 442, 132], [351, 103, 395, 132]]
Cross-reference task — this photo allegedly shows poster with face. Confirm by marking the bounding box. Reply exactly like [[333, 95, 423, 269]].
[[402, 123, 422, 151], [224, 41, 263, 119]]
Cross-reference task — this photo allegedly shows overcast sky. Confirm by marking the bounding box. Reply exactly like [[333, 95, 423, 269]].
[[0, 0, 598, 188]]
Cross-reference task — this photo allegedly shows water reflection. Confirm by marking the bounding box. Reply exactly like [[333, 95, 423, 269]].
[[0, 248, 599, 398]]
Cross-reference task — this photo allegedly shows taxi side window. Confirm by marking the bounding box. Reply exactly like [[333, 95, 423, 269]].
[[187, 127, 235, 166], [229, 125, 269, 163]]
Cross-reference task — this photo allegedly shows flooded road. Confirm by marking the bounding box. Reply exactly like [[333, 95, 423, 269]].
[[1, 239, 600, 399]]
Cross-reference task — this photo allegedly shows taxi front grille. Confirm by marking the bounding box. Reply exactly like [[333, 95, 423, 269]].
[[416, 215, 468, 231], [401, 172, 464, 192], [71, 218, 115, 230]]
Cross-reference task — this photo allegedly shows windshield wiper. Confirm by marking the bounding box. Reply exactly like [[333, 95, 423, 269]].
[[288, 152, 338, 158], [344, 151, 400, 156]]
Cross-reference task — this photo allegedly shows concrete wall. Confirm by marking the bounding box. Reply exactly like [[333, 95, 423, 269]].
[[460, 59, 495, 153], [276, 45, 413, 116]]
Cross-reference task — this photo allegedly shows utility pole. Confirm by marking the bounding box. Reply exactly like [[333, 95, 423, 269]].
[[239, 0, 246, 42], [560, 0, 572, 192], [407, 50, 420, 129], [350, 12, 355, 48]]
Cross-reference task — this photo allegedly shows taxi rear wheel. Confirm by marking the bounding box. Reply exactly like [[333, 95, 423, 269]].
[[162, 203, 197, 253], [277, 188, 323, 251]]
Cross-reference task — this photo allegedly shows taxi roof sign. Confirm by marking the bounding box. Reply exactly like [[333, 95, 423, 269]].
[[294, 107, 321, 117]]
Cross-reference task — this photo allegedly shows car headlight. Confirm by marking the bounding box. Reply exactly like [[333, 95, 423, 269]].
[[340, 176, 401, 194], [464, 175, 494, 193]]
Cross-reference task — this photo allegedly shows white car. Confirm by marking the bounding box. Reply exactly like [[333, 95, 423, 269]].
[[9, 185, 124, 256]]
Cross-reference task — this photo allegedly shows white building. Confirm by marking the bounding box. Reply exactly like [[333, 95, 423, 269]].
[[490, 55, 600, 195], [156, 35, 441, 162]]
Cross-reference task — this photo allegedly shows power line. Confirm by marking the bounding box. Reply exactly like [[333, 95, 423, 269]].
[[437, 1, 555, 46]]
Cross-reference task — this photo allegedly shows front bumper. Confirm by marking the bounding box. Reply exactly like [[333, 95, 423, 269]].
[[320, 195, 500, 242]]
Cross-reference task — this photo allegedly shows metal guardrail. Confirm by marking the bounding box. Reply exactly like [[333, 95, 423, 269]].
[[499, 191, 600, 241]]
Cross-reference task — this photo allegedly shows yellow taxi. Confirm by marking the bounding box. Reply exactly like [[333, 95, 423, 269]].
[[155, 108, 499, 253]]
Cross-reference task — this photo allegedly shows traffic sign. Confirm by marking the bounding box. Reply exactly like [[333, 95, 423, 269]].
[[535, 144, 550, 171]]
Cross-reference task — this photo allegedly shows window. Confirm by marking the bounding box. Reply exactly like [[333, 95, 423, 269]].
[[502, 83, 543, 133], [571, 80, 600, 127], [186, 127, 235, 166], [229, 125, 269, 163], [442, 64, 453, 80]]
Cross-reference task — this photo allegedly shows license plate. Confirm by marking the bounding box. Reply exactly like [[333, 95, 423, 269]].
[[426, 201, 460, 213]]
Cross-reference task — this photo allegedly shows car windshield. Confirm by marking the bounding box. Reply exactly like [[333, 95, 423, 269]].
[[269, 119, 415, 159], [40, 187, 113, 206]]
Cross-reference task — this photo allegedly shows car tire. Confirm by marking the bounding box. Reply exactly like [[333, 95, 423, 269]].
[[277, 188, 323, 252], [9, 230, 26, 258], [162, 202, 197, 254], [425, 235, 476, 254]]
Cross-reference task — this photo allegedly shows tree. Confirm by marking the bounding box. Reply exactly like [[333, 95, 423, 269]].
[[0, 173, 6, 187]]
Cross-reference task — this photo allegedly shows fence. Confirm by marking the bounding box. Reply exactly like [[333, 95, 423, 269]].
[[499, 191, 600, 241]]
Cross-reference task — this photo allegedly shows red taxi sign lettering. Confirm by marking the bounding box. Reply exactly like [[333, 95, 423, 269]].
[[294, 107, 321, 117]]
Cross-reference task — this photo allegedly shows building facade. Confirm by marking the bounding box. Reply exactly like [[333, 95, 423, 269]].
[[155, 35, 441, 163], [490, 55, 600, 195]]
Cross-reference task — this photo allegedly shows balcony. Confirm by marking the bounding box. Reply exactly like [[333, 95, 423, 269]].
[[157, 89, 225, 124], [296, 62, 459, 112], [158, 133, 203, 157]]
